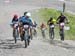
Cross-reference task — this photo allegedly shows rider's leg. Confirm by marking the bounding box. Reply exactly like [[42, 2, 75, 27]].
[[34, 28, 37, 36], [59, 24, 63, 35], [20, 26, 24, 41], [13, 28, 15, 37], [12, 24, 15, 37], [28, 28, 31, 39], [30, 28, 33, 39], [19, 26, 21, 35], [60, 27, 64, 41]]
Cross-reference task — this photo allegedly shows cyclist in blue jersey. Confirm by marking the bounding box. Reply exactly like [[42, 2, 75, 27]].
[[19, 12, 33, 41]]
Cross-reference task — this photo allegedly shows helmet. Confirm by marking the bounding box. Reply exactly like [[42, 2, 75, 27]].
[[24, 12, 28, 16], [61, 12, 64, 16], [13, 14, 18, 18], [42, 22, 44, 25], [25, 12, 31, 17]]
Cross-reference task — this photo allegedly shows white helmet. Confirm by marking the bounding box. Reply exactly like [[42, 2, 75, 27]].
[[26, 12, 31, 17]]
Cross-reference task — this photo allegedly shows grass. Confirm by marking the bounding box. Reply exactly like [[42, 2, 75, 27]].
[[32, 8, 75, 40]]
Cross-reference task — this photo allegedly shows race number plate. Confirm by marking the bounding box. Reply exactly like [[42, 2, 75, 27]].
[[60, 23, 65, 26], [42, 28, 45, 31], [50, 25, 54, 28], [24, 25, 29, 28], [14, 24, 18, 27]]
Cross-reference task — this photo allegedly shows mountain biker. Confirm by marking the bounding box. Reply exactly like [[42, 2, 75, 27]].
[[11, 14, 19, 37], [47, 17, 56, 25], [19, 12, 33, 41], [40, 22, 47, 38], [32, 21, 37, 36], [57, 13, 68, 29], [47, 17, 56, 39], [19, 12, 28, 37], [57, 13, 69, 41], [47, 17, 56, 30]]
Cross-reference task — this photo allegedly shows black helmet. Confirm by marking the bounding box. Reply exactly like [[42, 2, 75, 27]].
[[24, 12, 28, 16], [49, 17, 53, 21], [60, 12, 64, 16]]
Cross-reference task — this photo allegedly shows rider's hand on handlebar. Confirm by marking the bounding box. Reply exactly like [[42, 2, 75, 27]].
[[56, 22, 59, 24], [66, 21, 69, 24]]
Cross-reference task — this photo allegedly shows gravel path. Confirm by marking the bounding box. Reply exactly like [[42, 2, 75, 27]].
[[0, 37, 75, 56]]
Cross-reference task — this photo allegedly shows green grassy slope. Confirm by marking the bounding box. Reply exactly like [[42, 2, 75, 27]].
[[32, 8, 75, 40]]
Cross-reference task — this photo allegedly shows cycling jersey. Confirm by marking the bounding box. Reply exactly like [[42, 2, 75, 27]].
[[12, 19, 18, 23], [47, 19, 56, 25], [57, 15, 66, 23], [40, 23, 46, 29], [19, 16, 33, 26]]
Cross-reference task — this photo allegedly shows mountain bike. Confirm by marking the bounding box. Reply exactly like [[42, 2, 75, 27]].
[[49, 24, 55, 40], [13, 23, 19, 43], [58, 22, 69, 41], [23, 25, 30, 48], [41, 28, 46, 38]]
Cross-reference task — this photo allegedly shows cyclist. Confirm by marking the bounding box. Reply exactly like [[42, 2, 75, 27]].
[[33, 21, 37, 36], [18, 12, 28, 39], [57, 13, 68, 28], [40, 22, 47, 38], [57, 13, 69, 40], [47, 17, 56, 39], [19, 12, 33, 41], [11, 14, 19, 37]]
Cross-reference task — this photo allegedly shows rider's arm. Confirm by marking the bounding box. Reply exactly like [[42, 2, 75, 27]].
[[56, 16, 61, 23], [29, 18, 33, 26], [18, 17, 23, 26], [18, 17, 22, 22], [12, 19, 14, 23], [57, 16, 60, 21], [65, 17, 68, 23], [47, 20, 50, 25]]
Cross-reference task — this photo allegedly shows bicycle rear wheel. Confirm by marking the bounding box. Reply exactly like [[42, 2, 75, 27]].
[[13, 29, 18, 43], [24, 30, 29, 48], [60, 29, 64, 41], [49, 28, 54, 40]]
